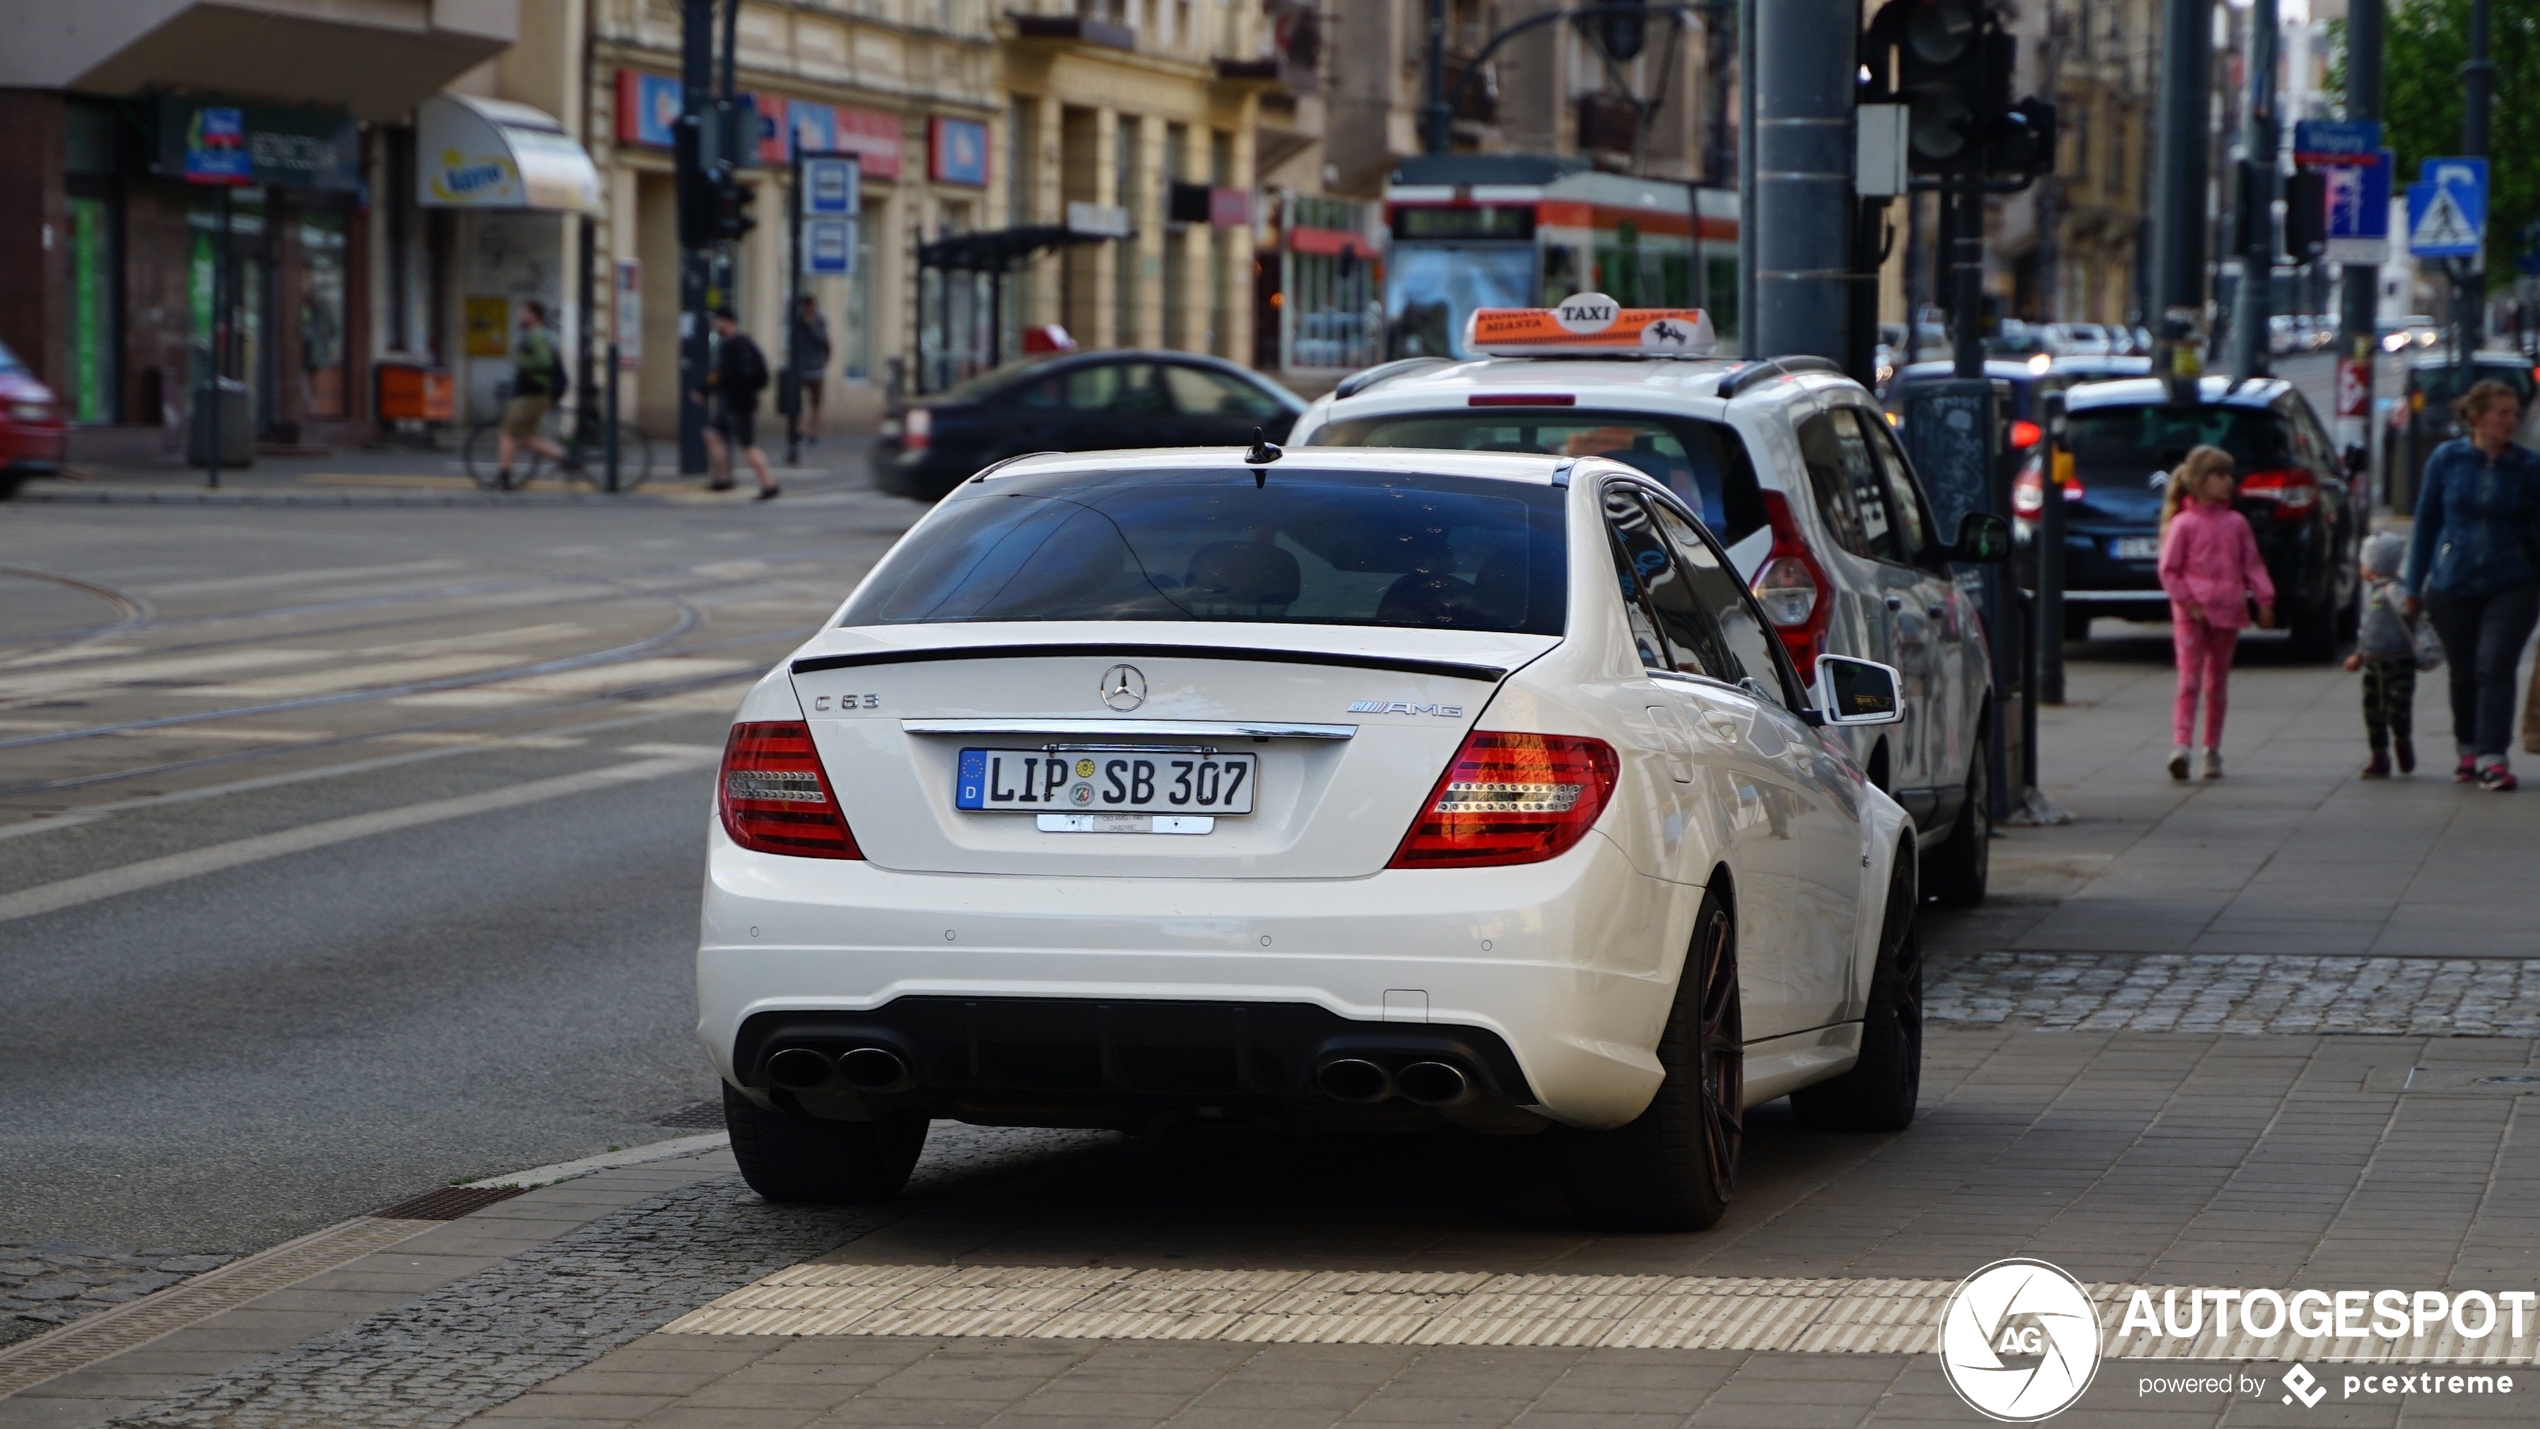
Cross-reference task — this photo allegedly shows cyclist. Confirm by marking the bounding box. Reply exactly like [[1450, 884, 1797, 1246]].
[[496, 301, 571, 490], [699, 306, 779, 500]]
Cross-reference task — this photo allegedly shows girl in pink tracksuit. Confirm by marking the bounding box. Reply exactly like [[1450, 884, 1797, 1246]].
[[2158, 445, 2276, 779]]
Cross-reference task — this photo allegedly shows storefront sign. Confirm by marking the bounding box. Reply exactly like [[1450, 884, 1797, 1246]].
[[419, 95, 603, 213], [1209, 186, 1252, 228], [155, 95, 359, 191], [617, 72, 902, 179], [930, 118, 988, 186]]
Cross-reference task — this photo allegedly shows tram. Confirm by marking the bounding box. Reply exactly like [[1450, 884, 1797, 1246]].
[[1382, 155, 1739, 360]]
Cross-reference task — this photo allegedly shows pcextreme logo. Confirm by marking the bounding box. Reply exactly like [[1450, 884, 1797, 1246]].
[[1938, 1259, 2102, 1421]]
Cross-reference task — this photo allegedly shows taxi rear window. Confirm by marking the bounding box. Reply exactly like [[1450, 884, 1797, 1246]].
[[1308, 410, 1767, 547]]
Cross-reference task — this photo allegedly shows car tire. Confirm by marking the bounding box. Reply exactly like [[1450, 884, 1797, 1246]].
[[1555, 886, 1742, 1233], [722, 1082, 928, 1204], [1924, 737, 1990, 908], [1790, 850, 1922, 1133]]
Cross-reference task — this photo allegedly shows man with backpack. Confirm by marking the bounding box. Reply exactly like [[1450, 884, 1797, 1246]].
[[701, 306, 779, 499], [495, 301, 570, 490]]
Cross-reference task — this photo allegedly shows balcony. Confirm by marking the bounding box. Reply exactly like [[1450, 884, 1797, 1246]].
[[0, 0, 518, 120]]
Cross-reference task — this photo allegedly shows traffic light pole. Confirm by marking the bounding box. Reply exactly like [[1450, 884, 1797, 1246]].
[[1750, 0, 1856, 366], [2151, 0, 2213, 394], [678, 0, 715, 476], [2227, 0, 2278, 383], [2337, 0, 2382, 485], [2460, 0, 2492, 355]]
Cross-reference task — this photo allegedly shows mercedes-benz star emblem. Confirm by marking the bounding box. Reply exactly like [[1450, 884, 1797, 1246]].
[[1099, 664, 1147, 712]]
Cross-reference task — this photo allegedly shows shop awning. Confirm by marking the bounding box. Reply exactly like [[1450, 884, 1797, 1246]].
[[417, 95, 603, 215]]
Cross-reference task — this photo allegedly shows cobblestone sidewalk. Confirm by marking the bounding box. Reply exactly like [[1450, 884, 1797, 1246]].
[[1928, 951, 2540, 1034], [0, 1250, 234, 1351]]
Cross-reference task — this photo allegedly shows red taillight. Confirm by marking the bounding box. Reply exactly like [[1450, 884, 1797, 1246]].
[[903, 407, 931, 451], [2012, 455, 2083, 518], [2237, 466, 2317, 521], [718, 721, 861, 859], [2009, 419, 2043, 449], [1389, 732, 1620, 869], [1750, 491, 1832, 670], [1467, 393, 1576, 406]]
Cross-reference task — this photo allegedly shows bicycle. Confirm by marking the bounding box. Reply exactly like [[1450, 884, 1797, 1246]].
[[463, 384, 658, 492]]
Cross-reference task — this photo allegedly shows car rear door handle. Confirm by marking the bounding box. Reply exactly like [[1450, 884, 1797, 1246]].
[[1884, 595, 1903, 611]]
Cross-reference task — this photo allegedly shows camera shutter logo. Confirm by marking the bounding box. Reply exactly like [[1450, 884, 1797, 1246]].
[[1938, 1259, 2103, 1421]]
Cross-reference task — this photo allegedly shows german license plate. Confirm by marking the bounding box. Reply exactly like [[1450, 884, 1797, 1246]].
[[955, 749, 1256, 815], [2112, 536, 2161, 561]]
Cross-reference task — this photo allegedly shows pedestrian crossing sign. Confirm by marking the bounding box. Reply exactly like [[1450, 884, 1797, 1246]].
[[2407, 157, 2487, 259]]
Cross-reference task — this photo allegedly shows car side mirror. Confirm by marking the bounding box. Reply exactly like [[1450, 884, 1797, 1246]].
[[1951, 510, 2011, 564], [2343, 444, 2368, 477], [1814, 654, 1904, 726]]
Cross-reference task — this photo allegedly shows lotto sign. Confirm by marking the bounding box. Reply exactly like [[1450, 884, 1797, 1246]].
[[1466, 294, 1717, 356]]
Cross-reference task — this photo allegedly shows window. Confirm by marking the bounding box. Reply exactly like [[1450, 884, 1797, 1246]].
[[1604, 487, 1737, 681], [1313, 409, 1767, 546], [1648, 498, 1792, 709], [1604, 494, 1672, 671], [1795, 408, 1904, 563], [1853, 410, 1933, 561], [842, 467, 1568, 634], [1163, 364, 1283, 418]]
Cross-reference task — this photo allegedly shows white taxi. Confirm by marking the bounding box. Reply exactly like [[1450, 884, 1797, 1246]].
[[700, 442, 1926, 1232], [1291, 300, 2009, 907]]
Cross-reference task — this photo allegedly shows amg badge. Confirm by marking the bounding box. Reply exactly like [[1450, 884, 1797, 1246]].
[[1347, 700, 1464, 716]]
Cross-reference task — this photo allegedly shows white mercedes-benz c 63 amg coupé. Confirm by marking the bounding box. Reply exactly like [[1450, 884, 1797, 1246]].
[[699, 445, 1922, 1230]]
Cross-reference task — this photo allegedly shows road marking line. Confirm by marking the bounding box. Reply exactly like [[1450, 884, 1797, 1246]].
[[141, 559, 468, 597], [0, 750, 717, 924], [664, 1265, 2540, 1363], [0, 1216, 440, 1397]]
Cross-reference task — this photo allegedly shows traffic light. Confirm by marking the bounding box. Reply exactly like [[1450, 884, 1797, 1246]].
[[675, 113, 716, 248], [1862, 0, 2056, 182], [2284, 168, 2328, 261], [715, 168, 758, 240]]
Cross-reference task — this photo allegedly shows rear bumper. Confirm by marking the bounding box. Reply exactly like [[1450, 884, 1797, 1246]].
[[695, 822, 1692, 1129], [2, 421, 66, 472]]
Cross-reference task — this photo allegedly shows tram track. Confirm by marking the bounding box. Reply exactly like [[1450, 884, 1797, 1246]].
[[0, 567, 156, 669]]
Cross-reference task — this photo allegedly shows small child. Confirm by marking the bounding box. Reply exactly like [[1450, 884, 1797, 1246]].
[[2157, 445, 2276, 779], [2344, 532, 2420, 777]]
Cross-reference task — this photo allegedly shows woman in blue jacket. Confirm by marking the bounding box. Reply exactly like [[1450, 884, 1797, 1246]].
[[2404, 379, 2540, 790]]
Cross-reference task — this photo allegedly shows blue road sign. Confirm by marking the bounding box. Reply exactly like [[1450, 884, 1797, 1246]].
[[2324, 149, 2392, 262], [2294, 119, 2381, 165], [803, 218, 855, 276], [2408, 157, 2487, 259]]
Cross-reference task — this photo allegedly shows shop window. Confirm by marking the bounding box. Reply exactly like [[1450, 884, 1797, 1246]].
[[297, 210, 348, 420]]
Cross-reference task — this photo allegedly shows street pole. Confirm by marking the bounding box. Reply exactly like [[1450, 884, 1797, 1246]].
[[1421, 0, 1451, 155], [678, 0, 714, 476], [2151, 0, 2214, 393], [577, 213, 598, 467], [2336, 0, 2381, 486], [604, 340, 622, 493], [204, 182, 228, 490], [1951, 189, 1985, 378], [2228, 0, 2278, 382], [1736, 0, 1758, 358], [785, 146, 803, 468], [1749, 0, 1855, 365], [2460, 0, 2492, 354]]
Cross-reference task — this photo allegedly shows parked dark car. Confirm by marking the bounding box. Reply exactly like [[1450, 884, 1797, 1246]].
[[874, 352, 1306, 500], [2381, 351, 2540, 515], [0, 338, 65, 500], [2015, 376, 2363, 660]]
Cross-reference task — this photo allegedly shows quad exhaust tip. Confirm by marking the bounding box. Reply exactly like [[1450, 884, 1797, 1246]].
[[765, 1047, 834, 1091], [837, 1046, 911, 1092], [1394, 1060, 1471, 1107], [1315, 1057, 1392, 1103]]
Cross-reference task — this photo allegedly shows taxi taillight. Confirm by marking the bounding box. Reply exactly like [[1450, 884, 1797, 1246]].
[[1389, 731, 1619, 869], [1750, 491, 1833, 670], [718, 721, 861, 859]]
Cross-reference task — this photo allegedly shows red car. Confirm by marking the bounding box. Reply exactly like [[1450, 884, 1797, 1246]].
[[0, 338, 65, 499]]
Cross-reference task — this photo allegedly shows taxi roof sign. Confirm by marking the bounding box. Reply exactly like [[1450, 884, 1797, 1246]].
[[1466, 293, 1717, 357]]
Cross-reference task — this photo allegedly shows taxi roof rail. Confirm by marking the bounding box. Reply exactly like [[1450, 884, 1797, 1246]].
[[1716, 356, 1846, 399], [1333, 357, 1451, 401]]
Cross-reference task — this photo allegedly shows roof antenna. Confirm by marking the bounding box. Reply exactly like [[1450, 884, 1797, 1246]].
[[1244, 426, 1281, 486]]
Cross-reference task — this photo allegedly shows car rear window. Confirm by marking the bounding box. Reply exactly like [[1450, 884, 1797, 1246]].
[[2066, 403, 2290, 474], [2410, 364, 2536, 405], [840, 467, 1567, 635], [1307, 410, 1766, 547]]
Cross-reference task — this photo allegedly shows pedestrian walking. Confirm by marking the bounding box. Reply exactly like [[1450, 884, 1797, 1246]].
[[2158, 445, 2276, 780], [2344, 532, 2437, 777], [697, 306, 779, 500], [496, 301, 570, 490], [790, 295, 831, 447], [2401, 378, 2540, 791]]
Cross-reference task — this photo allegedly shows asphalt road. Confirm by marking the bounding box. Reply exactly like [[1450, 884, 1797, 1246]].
[[0, 489, 920, 1254]]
